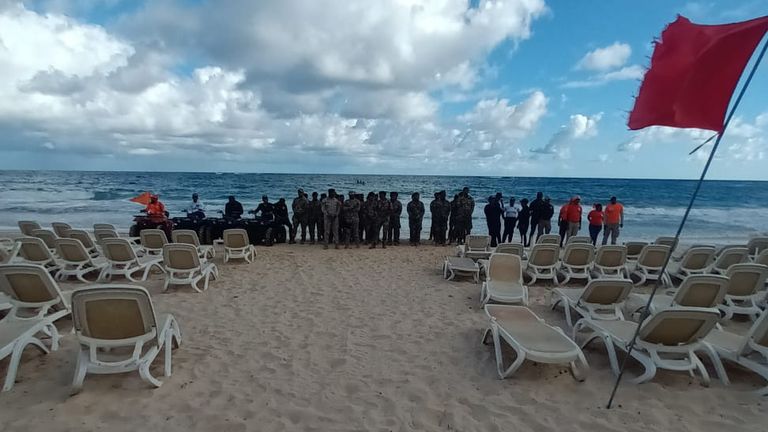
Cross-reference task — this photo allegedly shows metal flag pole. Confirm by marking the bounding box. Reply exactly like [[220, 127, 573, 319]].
[[606, 35, 768, 409]]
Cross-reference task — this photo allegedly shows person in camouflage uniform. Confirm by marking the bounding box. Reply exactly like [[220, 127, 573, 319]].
[[407, 192, 425, 246], [307, 192, 322, 244], [291, 189, 309, 244], [319, 193, 327, 242], [461, 187, 475, 237], [364, 192, 379, 248], [343, 191, 361, 248], [321, 189, 341, 249], [387, 191, 402, 245], [376, 191, 391, 249]]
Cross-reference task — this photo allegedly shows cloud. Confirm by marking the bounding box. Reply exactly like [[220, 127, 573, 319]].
[[576, 42, 631, 72], [562, 65, 644, 88], [531, 113, 602, 158]]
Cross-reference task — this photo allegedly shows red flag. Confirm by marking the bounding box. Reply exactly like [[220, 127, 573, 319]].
[[628, 15, 768, 132], [129, 191, 153, 205]]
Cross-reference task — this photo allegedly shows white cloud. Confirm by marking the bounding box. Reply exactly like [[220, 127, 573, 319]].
[[531, 113, 602, 159], [562, 65, 644, 88], [576, 42, 631, 72]]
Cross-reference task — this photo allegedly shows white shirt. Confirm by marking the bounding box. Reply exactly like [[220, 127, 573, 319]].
[[504, 204, 520, 218], [188, 200, 205, 213]]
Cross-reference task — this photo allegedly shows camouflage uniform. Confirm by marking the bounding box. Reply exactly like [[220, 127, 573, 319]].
[[387, 195, 402, 245], [343, 194, 361, 248], [307, 196, 322, 244], [321, 194, 341, 248], [376, 193, 392, 248], [364, 196, 379, 248], [291, 193, 309, 243], [407, 196, 425, 245]]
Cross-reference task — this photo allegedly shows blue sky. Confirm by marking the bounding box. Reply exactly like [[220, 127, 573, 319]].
[[1, 0, 767, 179]]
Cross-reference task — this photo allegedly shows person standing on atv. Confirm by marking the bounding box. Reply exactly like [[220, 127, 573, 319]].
[[273, 198, 294, 243], [224, 195, 244, 219], [291, 189, 309, 244], [186, 193, 206, 220], [307, 192, 322, 245], [253, 195, 274, 221]]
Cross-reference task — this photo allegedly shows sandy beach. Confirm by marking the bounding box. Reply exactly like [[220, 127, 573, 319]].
[[0, 241, 764, 432]]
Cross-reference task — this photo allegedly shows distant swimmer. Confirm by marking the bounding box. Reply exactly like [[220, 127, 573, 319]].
[[602, 196, 624, 245], [224, 195, 244, 219], [186, 193, 206, 220]]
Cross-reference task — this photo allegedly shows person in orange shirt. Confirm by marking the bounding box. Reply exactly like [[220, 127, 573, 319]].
[[558, 200, 570, 247], [587, 203, 604, 245], [602, 196, 624, 245], [144, 194, 173, 236], [565, 196, 583, 240]]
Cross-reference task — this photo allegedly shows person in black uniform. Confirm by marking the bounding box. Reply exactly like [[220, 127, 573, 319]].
[[273, 198, 293, 242], [528, 191, 544, 243], [224, 195, 244, 219], [517, 198, 531, 247], [253, 195, 274, 221], [484, 196, 503, 247]]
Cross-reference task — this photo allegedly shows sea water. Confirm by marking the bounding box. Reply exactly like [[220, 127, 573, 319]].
[[1, 170, 766, 243]]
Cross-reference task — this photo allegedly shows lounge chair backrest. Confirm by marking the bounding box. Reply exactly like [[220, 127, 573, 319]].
[[101, 238, 138, 263], [93, 223, 116, 231], [679, 246, 716, 271], [487, 253, 523, 284], [494, 243, 524, 257], [672, 274, 730, 308], [71, 285, 160, 346], [223, 229, 250, 248], [529, 244, 559, 267], [654, 236, 679, 250], [171, 229, 201, 247], [16, 237, 55, 263], [55, 238, 91, 263], [725, 263, 768, 297], [746, 237, 768, 257], [537, 234, 560, 245], [594, 245, 627, 268], [712, 247, 749, 273], [636, 245, 671, 270], [94, 228, 119, 243], [640, 308, 720, 346], [466, 235, 490, 252], [52, 222, 72, 238], [566, 236, 591, 245], [625, 241, 649, 259], [140, 229, 168, 250], [31, 229, 58, 249], [163, 243, 201, 271], [756, 250, 768, 266], [18, 220, 41, 236], [67, 229, 98, 250], [0, 264, 65, 306], [562, 243, 595, 266], [580, 279, 633, 305]]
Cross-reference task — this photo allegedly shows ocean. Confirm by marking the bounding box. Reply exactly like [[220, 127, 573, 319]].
[[1, 170, 766, 243]]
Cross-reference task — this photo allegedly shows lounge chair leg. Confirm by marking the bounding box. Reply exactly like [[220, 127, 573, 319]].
[[628, 351, 656, 384], [164, 332, 173, 377], [481, 328, 492, 345], [70, 349, 88, 395], [692, 353, 710, 387], [603, 336, 621, 376], [570, 351, 589, 382], [491, 326, 525, 379], [562, 300, 573, 328], [139, 362, 162, 388], [702, 344, 730, 385]]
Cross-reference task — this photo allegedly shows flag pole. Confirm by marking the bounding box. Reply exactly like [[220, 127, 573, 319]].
[[606, 34, 768, 409]]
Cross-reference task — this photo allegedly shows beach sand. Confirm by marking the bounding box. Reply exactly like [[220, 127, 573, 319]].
[[0, 242, 765, 432]]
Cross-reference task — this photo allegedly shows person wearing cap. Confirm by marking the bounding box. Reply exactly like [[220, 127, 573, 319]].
[[291, 189, 309, 244], [186, 193, 206, 220], [321, 189, 341, 249], [565, 196, 583, 240], [387, 191, 402, 246], [536, 196, 555, 241], [407, 192, 425, 246], [343, 191, 361, 248], [602, 196, 624, 245]]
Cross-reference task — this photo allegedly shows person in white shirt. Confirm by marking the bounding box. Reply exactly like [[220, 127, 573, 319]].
[[186, 193, 206, 220], [502, 197, 520, 243]]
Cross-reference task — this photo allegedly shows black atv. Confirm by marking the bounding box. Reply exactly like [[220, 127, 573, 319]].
[[196, 212, 286, 246], [128, 214, 173, 238]]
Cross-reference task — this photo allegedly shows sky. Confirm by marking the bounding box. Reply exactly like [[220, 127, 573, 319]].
[[0, 0, 767, 179]]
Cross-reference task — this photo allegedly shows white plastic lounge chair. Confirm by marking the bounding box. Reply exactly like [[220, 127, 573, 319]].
[[11, 237, 61, 274], [746, 237, 768, 261], [558, 243, 595, 285], [99, 238, 164, 282], [70, 285, 182, 394], [654, 236, 679, 252], [54, 238, 108, 283], [566, 236, 591, 245], [666, 246, 716, 282], [480, 253, 528, 305], [162, 244, 218, 293], [0, 264, 71, 391], [551, 279, 633, 328], [627, 244, 671, 286], [719, 263, 768, 320], [625, 241, 649, 261], [67, 229, 100, 256], [140, 229, 168, 256], [709, 247, 749, 275], [756, 249, 768, 267], [625, 274, 729, 318], [591, 245, 628, 279], [575, 307, 720, 384], [536, 234, 560, 245], [479, 243, 525, 274], [223, 229, 256, 263], [524, 244, 560, 285], [17, 221, 41, 236], [482, 305, 588, 380], [701, 309, 768, 395], [457, 235, 492, 260], [93, 228, 119, 244], [31, 229, 58, 253], [0, 248, 10, 265], [172, 229, 215, 260], [93, 223, 117, 231], [51, 222, 72, 238]]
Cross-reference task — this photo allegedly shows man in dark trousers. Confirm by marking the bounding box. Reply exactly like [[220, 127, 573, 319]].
[[484, 196, 503, 247], [528, 191, 544, 243], [407, 192, 425, 246]]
